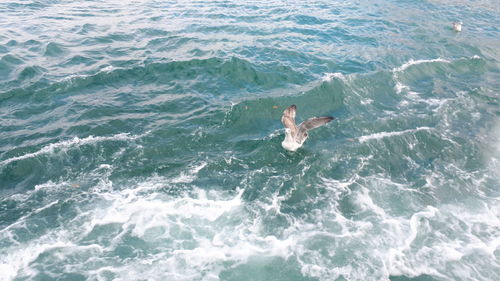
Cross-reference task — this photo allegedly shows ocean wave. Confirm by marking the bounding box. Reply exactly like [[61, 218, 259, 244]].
[[0, 198, 60, 235], [1, 167, 498, 281], [1, 0, 498, 279], [170, 162, 208, 184], [392, 56, 485, 95], [0, 133, 145, 166], [392, 58, 440, 95], [0, 241, 75, 281], [358, 127, 432, 143], [392, 58, 451, 73], [0, 56, 306, 105], [322, 72, 346, 82]]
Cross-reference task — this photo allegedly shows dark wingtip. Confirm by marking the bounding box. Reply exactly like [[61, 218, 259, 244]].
[[327, 116, 335, 121], [290, 104, 296, 109]]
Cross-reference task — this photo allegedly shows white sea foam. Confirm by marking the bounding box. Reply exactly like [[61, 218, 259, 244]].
[[60, 64, 116, 83], [171, 162, 207, 183], [299, 165, 498, 280], [0, 199, 60, 235], [485, 117, 500, 177], [402, 206, 438, 250], [392, 58, 450, 95], [392, 58, 451, 73], [395, 81, 410, 94], [358, 127, 432, 143], [101, 65, 114, 72], [0, 133, 145, 166], [264, 129, 282, 140], [81, 184, 301, 280], [360, 98, 374, 105], [0, 241, 74, 281], [322, 72, 345, 82], [2, 176, 499, 281], [2, 154, 498, 281]]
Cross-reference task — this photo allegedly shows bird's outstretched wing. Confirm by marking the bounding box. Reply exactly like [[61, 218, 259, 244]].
[[281, 104, 298, 136], [296, 116, 334, 143]]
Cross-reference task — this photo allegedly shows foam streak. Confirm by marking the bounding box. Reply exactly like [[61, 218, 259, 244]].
[[0, 133, 144, 166], [392, 58, 450, 72], [358, 127, 432, 143]]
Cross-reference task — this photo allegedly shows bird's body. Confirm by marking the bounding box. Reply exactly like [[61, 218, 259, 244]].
[[453, 22, 462, 32], [281, 105, 334, 151], [282, 128, 306, 151]]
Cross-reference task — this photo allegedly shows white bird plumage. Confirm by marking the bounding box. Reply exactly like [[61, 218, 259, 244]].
[[452, 21, 462, 32], [281, 104, 334, 151]]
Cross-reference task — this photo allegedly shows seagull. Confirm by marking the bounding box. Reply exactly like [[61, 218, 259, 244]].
[[452, 22, 462, 32], [281, 104, 334, 151]]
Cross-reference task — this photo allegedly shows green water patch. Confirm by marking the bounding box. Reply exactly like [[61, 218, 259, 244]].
[[0, 56, 307, 106], [394, 57, 488, 95], [0, 54, 24, 80], [220, 256, 318, 281], [222, 77, 345, 140], [0, 133, 144, 191]]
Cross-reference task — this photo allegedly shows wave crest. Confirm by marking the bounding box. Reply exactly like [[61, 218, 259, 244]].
[[1, 133, 145, 166]]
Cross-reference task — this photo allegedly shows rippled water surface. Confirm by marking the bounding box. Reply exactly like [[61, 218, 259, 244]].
[[1, 1, 499, 280]]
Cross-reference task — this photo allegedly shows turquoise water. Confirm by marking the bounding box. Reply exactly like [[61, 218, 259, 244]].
[[1, 0, 499, 280]]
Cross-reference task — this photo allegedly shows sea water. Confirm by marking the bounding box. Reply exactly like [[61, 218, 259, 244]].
[[0, 1, 499, 280]]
